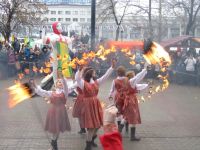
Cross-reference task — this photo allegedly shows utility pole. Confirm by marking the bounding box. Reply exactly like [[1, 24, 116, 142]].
[[91, 0, 96, 51], [158, 0, 162, 42], [148, 0, 153, 39]]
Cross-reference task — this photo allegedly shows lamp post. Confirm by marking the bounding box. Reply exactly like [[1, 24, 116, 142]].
[[91, 0, 96, 51]]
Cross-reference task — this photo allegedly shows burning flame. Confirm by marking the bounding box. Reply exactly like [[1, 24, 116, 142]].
[[8, 83, 32, 108], [155, 86, 161, 92], [43, 68, 51, 74], [143, 42, 171, 65]]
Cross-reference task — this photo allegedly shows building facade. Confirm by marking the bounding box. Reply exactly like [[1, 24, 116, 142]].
[[27, 1, 200, 41]]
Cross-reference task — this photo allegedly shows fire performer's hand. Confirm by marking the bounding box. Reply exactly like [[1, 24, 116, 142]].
[[29, 79, 37, 89], [111, 59, 117, 68]]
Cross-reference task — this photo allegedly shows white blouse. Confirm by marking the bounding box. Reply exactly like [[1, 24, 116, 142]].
[[75, 67, 114, 90], [35, 78, 76, 99], [109, 68, 147, 97]]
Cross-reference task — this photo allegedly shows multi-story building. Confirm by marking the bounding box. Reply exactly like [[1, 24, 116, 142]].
[[41, 0, 91, 5], [42, 4, 91, 34], [26, 0, 200, 41]]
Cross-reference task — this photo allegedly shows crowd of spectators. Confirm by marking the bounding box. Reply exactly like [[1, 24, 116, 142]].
[[1, 37, 200, 87], [0, 38, 52, 79], [168, 49, 200, 86]]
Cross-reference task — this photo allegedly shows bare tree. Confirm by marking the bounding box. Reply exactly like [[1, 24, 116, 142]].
[[167, 0, 200, 35], [0, 0, 46, 42], [97, 0, 131, 41], [128, 0, 154, 39]]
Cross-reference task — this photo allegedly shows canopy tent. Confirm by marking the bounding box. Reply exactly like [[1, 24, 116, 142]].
[[160, 35, 193, 48]]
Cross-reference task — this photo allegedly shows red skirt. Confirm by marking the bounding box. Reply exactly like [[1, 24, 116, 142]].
[[45, 104, 71, 134], [72, 94, 84, 118], [115, 93, 124, 115], [80, 96, 103, 128], [123, 95, 141, 124]]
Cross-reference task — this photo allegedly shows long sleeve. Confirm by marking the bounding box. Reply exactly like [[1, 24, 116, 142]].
[[62, 78, 69, 99], [109, 80, 115, 97], [75, 70, 84, 90], [129, 69, 147, 88], [35, 86, 52, 98], [136, 84, 148, 91], [68, 82, 77, 94], [97, 67, 114, 85]]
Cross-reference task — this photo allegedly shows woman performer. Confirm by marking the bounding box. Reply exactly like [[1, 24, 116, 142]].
[[31, 72, 73, 150], [109, 63, 148, 141], [109, 66, 128, 132], [72, 70, 86, 134], [75, 60, 116, 150]]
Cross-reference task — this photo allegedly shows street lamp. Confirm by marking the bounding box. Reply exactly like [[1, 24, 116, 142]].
[[91, 0, 96, 51]]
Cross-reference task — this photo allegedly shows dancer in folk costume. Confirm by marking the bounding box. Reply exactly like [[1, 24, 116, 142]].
[[32, 72, 74, 150], [75, 60, 116, 150], [109, 63, 148, 141], [123, 69, 148, 141], [99, 104, 123, 150], [72, 70, 86, 134], [109, 66, 129, 132]]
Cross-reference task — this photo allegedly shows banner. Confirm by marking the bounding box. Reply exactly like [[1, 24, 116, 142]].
[[56, 41, 72, 78]]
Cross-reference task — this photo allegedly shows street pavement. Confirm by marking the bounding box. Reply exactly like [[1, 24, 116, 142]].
[[0, 77, 200, 150]]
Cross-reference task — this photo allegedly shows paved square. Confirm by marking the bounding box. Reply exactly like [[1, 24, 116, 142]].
[[0, 78, 200, 150]]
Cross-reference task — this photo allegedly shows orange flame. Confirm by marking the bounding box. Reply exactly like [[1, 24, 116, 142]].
[[130, 61, 136, 65], [143, 42, 171, 65], [43, 68, 51, 74], [8, 83, 32, 108]]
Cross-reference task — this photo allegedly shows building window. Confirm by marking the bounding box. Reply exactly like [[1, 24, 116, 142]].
[[45, 10, 49, 14], [72, 11, 78, 15], [73, 18, 78, 22], [80, 18, 85, 22], [87, 18, 91, 22], [65, 11, 71, 15], [58, 18, 63, 22], [50, 18, 56, 22], [80, 11, 86, 15], [87, 11, 91, 15], [51, 11, 56, 14], [65, 18, 71, 22], [58, 11, 63, 15]]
